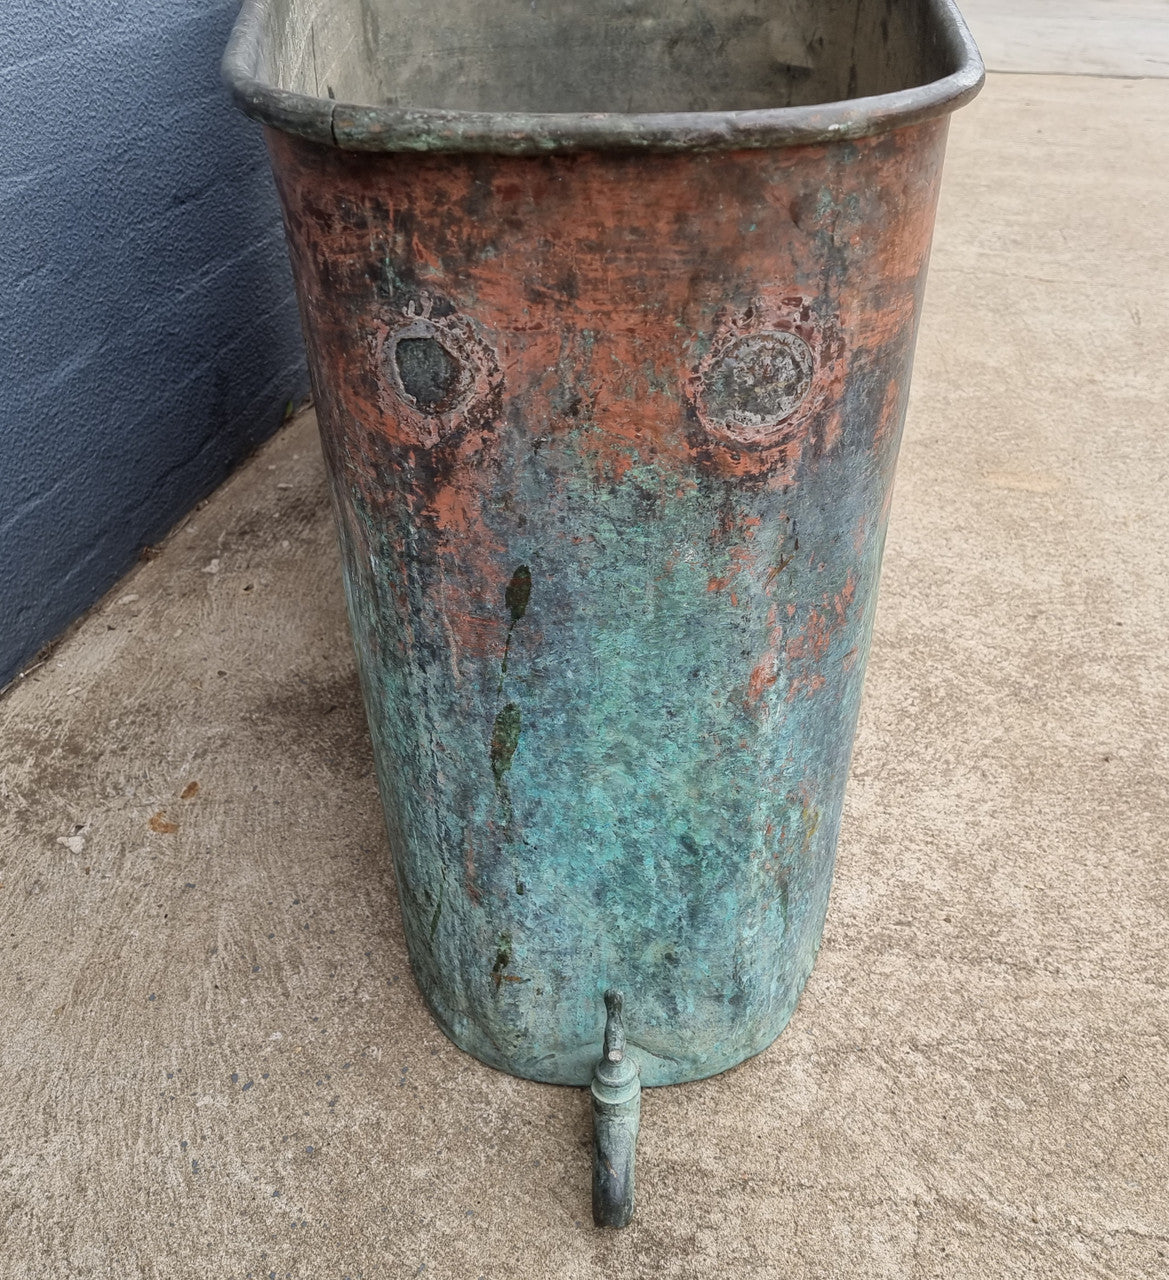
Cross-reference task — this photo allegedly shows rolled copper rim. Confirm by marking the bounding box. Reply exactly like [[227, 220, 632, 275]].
[[222, 0, 984, 154]]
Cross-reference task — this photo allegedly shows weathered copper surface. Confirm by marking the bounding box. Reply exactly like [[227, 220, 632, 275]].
[[265, 118, 953, 1085]]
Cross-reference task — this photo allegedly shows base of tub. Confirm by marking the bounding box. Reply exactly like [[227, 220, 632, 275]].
[[413, 970, 813, 1087]]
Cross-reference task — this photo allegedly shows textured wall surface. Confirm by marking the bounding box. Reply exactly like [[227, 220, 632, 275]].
[[0, 0, 307, 684]]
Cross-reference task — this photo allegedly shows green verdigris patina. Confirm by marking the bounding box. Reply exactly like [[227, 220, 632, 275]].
[[331, 314, 887, 1086]]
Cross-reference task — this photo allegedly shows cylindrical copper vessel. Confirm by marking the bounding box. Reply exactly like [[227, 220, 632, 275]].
[[225, 0, 982, 1223]]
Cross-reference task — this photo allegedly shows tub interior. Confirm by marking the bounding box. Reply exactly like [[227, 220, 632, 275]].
[[257, 0, 958, 115]]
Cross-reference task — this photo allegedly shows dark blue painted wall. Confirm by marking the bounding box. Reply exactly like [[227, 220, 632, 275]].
[[1, 0, 308, 685]]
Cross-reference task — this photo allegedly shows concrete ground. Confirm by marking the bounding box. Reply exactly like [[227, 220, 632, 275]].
[[960, 0, 1169, 77], [2, 70, 1168, 1280]]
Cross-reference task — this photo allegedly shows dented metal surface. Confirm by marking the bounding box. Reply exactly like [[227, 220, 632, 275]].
[[262, 115, 958, 1086]]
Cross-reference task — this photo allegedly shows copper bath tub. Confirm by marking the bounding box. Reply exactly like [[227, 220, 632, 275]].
[[224, 0, 982, 1226]]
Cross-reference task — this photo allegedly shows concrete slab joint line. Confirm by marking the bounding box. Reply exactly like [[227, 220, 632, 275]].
[[958, 0, 1169, 79], [1, 70, 1168, 1279]]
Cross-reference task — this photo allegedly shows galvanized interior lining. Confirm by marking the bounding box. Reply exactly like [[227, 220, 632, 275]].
[[261, 0, 942, 114]]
